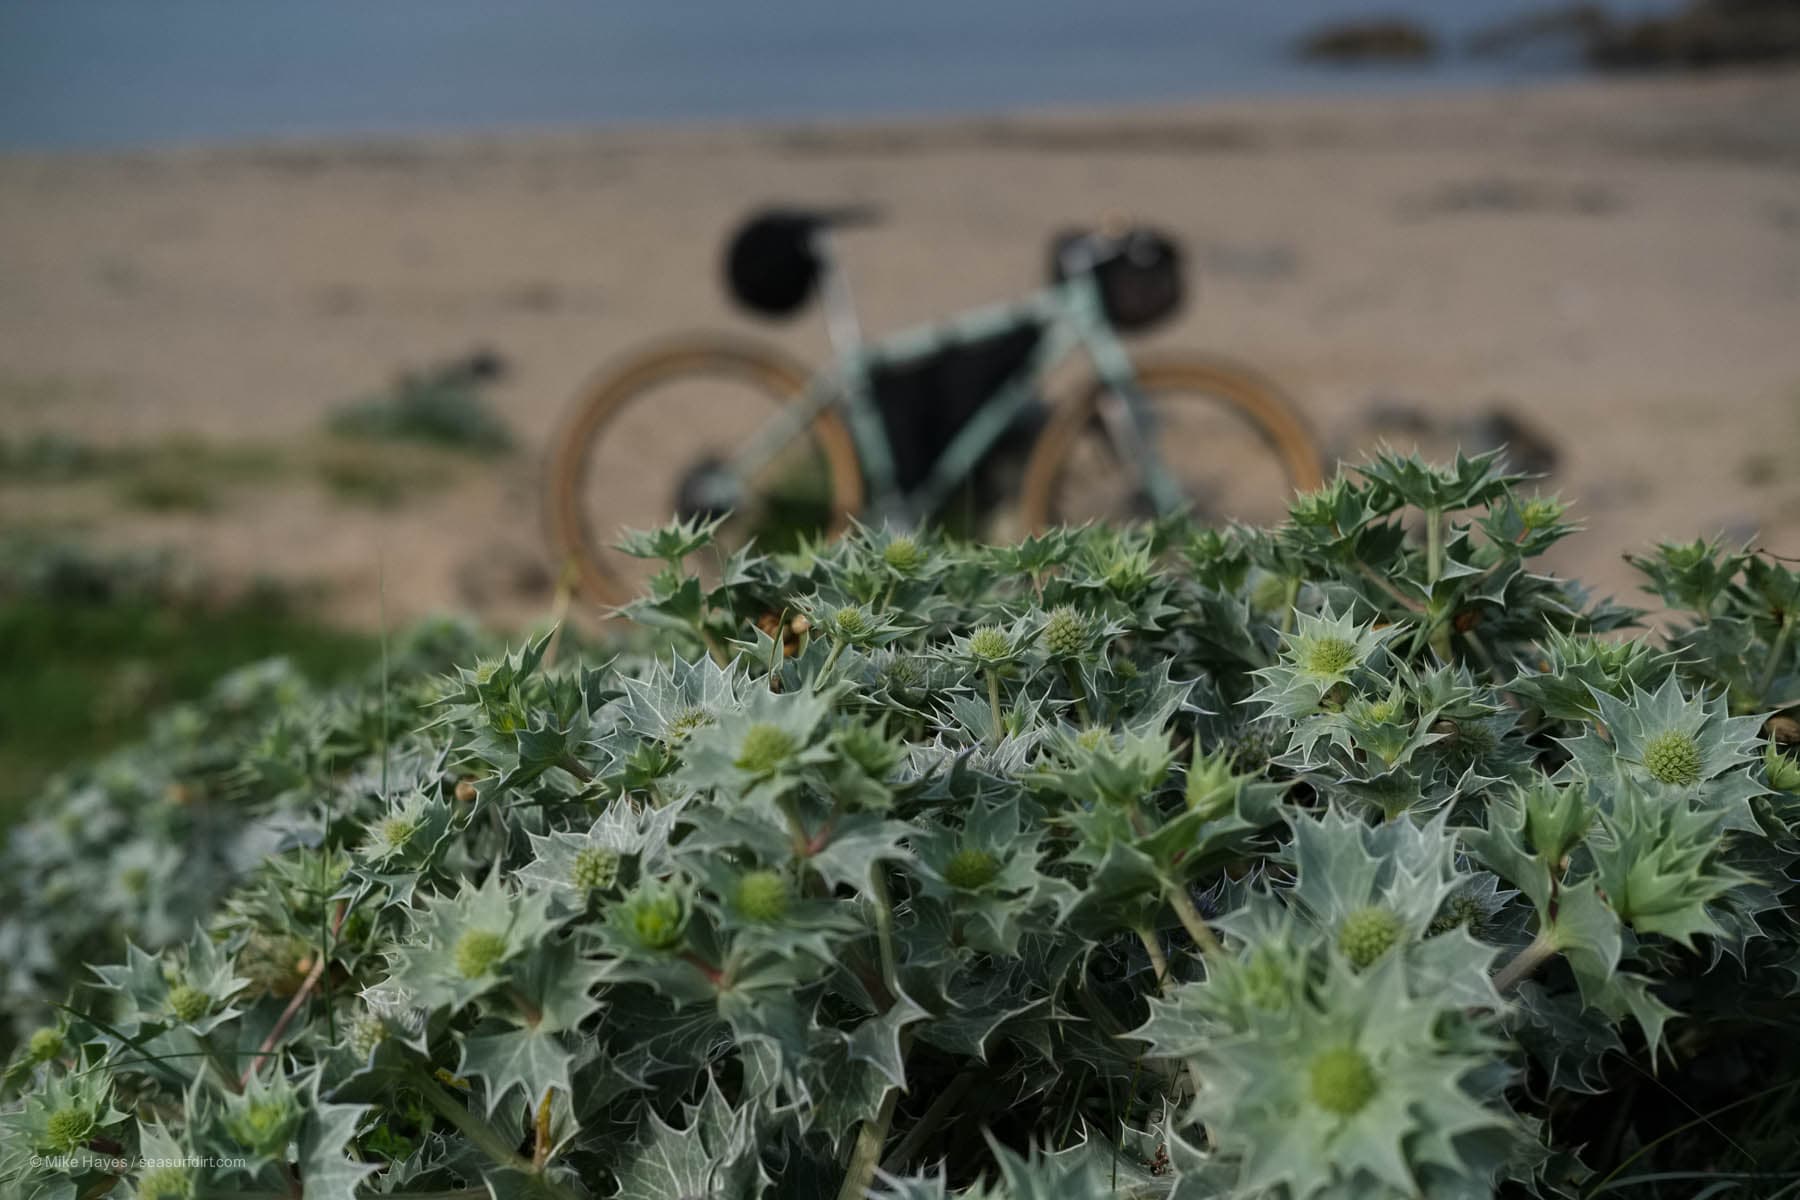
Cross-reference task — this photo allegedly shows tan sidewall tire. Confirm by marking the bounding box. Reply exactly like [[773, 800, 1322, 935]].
[[1018, 355, 1324, 531], [545, 336, 863, 607]]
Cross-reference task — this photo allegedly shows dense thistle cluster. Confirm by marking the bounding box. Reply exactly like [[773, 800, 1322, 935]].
[[3, 451, 1800, 1200]]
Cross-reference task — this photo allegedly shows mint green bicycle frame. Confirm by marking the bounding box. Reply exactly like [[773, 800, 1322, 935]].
[[714, 229, 1185, 525]]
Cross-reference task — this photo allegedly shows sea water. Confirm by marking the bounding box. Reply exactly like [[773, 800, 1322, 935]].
[[0, 0, 1681, 150]]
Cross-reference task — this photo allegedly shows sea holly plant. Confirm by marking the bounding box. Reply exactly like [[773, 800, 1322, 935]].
[[5, 452, 1800, 1199]]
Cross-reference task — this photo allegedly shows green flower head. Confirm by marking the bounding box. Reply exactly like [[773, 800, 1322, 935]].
[[622, 882, 688, 952], [168, 983, 211, 1023], [349, 1013, 388, 1061], [1040, 605, 1088, 659], [1642, 730, 1702, 787], [943, 848, 1001, 891], [1143, 956, 1516, 1200], [225, 1082, 302, 1157], [1252, 604, 1396, 719], [967, 625, 1011, 664], [570, 846, 621, 893], [44, 1105, 95, 1151], [1520, 495, 1567, 529], [832, 605, 871, 640], [1309, 1046, 1378, 1116], [1582, 674, 1763, 795], [1766, 743, 1800, 793], [666, 706, 713, 742], [736, 722, 798, 775], [453, 929, 509, 980], [26, 1026, 64, 1063], [733, 870, 790, 923], [1337, 907, 1402, 969], [136, 1166, 193, 1200], [1428, 893, 1487, 937], [1303, 636, 1358, 678], [881, 535, 924, 574]]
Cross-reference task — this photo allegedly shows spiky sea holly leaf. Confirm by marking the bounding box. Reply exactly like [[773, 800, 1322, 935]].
[[1149, 956, 1517, 1200], [1028, 727, 1173, 810], [616, 512, 727, 564], [518, 798, 682, 904], [1569, 674, 1765, 814], [1250, 604, 1399, 719], [387, 873, 563, 1012], [1538, 878, 1676, 1053], [1507, 980, 1626, 1095], [912, 968, 1049, 1062], [1356, 446, 1519, 516], [1161, 1116, 1237, 1200], [358, 789, 455, 873], [806, 1035, 894, 1152], [804, 812, 916, 895], [911, 797, 1061, 954], [1107, 657, 1203, 737], [1588, 781, 1753, 948], [1504, 633, 1673, 723], [675, 684, 836, 803], [611, 1077, 767, 1200], [1287, 808, 1463, 953], [869, 1169, 966, 1200], [986, 1137, 1131, 1199], [88, 930, 250, 1036], [1461, 796, 1557, 916], [711, 956, 823, 1086], [297, 1100, 379, 1200], [1148, 897, 1320, 1041], [494, 709, 603, 794], [506, 940, 608, 1034], [613, 653, 752, 747], [481, 1165, 588, 1200], [457, 1024, 572, 1117]]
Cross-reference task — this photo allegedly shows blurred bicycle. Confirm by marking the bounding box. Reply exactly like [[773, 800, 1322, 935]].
[[546, 206, 1323, 605]]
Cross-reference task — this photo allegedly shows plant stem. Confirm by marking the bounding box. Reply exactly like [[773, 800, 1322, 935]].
[[880, 1071, 975, 1173], [1062, 661, 1092, 727], [817, 638, 848, 689], [1356, 563, 1423, 614], [1426, 507, 1444, 588], [410, 1066, 583, 1200], [241, 902, 349, 1088], [868, 867, 900, 999], [837, 1081, 902, 1200], [1493, 933, 1558, 993], [1757, 610, 1795, 704], [1166, 887, 1225, 959], [838, 868, 907, 1200], [1137, 927, 1172, 992], [1136, 929, 1209, 1103], [533, 1087, 555, 1169], [986, 668, 1004, 749]]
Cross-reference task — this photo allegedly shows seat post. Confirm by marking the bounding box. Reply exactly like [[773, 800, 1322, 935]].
[[811, 229, 864, 358]]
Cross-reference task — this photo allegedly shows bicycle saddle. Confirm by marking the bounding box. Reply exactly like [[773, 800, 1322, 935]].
[[723, 205, 882, 319]]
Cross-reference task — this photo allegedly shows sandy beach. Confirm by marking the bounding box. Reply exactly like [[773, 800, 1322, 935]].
[[2, 69, 1798, 628]]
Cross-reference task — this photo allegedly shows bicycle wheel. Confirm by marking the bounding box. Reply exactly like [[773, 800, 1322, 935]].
[[1018, 356, 1324, 532], [546, 337, 863, 607]]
